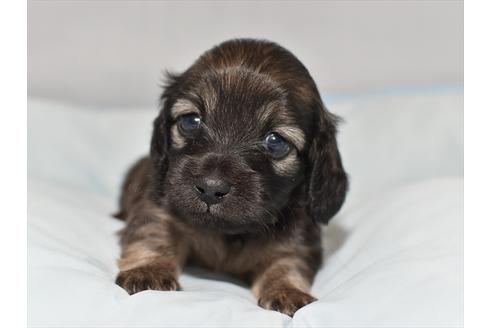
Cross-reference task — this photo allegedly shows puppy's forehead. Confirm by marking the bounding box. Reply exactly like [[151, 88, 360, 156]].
[[171, 69, 306, 150]]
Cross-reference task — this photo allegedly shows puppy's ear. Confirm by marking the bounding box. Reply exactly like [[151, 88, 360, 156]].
[[305, 105, 348, 224], [150, 112, 167, 166], [150, 72, 181, 169]]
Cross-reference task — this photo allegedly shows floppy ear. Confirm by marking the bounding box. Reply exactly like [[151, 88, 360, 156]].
[[150, 73, 181, 176], [306, 106, 349, 224], [150, 111, 168, 168]]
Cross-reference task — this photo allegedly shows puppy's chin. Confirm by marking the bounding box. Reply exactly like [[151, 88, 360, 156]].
[[166, 200, 275, 235]]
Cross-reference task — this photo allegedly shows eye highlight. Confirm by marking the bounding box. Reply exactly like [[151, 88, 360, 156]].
[[178, 114, 201, 134], [264, 132, 291, 158]]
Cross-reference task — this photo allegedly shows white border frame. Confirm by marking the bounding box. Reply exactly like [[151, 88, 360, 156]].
[[464, 1, 492, 327]]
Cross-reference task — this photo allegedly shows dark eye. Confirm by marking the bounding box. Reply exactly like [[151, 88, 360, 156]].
[[264, 132, 291, 158], [178, 114, 201, 133]]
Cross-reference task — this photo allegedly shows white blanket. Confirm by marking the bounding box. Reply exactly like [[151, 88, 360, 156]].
[[28, 89, 463, 327]]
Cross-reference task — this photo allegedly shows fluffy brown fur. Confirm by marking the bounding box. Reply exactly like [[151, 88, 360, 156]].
[[115, 39, 348, 316]]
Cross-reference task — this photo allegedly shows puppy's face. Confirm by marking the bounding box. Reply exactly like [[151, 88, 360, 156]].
[[150, 40, 348, 234], [162, 72, 307, 234]]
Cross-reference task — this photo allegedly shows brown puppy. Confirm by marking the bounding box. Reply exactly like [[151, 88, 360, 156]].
[[115, 39, 348, 316]]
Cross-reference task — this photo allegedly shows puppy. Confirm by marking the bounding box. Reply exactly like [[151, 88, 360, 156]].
[[115, 39, 348, 316]]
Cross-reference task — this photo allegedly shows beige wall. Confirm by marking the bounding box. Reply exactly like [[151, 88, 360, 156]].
[[28, 0, 463, 107]]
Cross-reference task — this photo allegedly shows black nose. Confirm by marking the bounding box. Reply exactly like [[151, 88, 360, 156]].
[[194, 176, 231, 205]]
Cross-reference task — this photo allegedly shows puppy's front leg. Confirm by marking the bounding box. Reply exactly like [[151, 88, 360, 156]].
[[252, 257, 317, 316], [116, 212, 187, 294]]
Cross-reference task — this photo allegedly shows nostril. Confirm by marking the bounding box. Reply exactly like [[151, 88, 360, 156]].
[[194, 185, 205, 194], [214, 191, 227, 199]]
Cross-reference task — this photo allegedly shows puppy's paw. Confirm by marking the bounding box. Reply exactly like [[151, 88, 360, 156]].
[[116, 266, 180, 295], [258, 288, 317, 316]]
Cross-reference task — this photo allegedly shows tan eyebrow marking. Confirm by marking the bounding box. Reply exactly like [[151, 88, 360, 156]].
[[170, 99, 199, 119], [274, 126, 306, 151]]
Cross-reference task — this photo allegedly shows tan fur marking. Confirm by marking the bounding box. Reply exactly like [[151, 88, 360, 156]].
[[118, 241, 162, 272], [251, 257, 311, 298], [170, 99, 199, 119], [118, 204, 190, 275], [272, 152, 300, 176], [171, 124, 186, 149], [274, 126, 305, 151], [284, 266, 311, 293]]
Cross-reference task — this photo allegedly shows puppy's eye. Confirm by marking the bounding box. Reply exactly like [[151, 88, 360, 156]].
[[264, 132, 291, 158], [178, 114, 201, 133]]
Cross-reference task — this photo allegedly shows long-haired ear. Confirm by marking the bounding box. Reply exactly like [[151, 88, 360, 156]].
[[150, 72, 181, 170], [150, 112, 167, 168], [306, 106, 348, 224]]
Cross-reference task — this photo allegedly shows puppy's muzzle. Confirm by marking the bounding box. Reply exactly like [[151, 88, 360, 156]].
[[194, 175, 231, 205]]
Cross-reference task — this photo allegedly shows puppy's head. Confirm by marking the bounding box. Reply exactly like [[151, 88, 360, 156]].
[[150, 39, 348, 234]]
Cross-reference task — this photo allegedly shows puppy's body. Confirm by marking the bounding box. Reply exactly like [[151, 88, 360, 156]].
[[115, 39, 348, 316]]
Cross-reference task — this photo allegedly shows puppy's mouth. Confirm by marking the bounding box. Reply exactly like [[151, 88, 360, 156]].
[[167, 197, 271, 235], [189, 201, 232, 220], [185, 199, 221, 216], [206, 204, 223, 215]]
